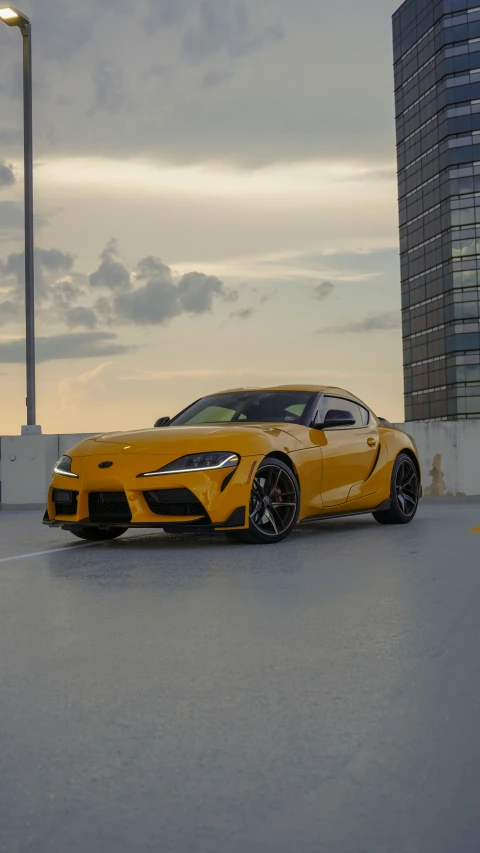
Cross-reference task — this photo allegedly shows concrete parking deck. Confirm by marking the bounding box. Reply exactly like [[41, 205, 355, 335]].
[[1, 502, 480, 853]]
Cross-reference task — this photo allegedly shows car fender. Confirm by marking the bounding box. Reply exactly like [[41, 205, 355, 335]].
[[378, 425, 422, 483]]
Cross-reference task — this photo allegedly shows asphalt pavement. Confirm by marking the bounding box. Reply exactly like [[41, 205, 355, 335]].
[[1, 502, 480, 853]]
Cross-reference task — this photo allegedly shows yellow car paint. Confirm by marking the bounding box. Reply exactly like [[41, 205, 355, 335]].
[[45, 385, 420, 532]]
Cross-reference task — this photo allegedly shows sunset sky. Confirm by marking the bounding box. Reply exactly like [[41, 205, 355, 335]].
[[0, 0, 403, 435]]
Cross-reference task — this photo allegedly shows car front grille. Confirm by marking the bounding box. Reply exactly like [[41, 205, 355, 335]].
[[53, 489, 78, 517], [88, 492, 132, 524], [143, 488, 209, 520]]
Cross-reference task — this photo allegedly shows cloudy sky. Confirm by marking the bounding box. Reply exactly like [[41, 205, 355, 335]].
[[0, 0, 403, 435]]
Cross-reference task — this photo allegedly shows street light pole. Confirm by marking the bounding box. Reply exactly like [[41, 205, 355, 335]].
[[0, 6, 40, 434], [22, 19, 36, 429]]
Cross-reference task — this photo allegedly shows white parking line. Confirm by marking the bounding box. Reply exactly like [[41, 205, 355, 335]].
[[0, 542, 101, 564]]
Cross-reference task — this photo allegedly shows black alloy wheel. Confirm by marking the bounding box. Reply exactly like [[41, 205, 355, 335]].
[[373, 453, 419, 525], [68, 527, 128, 541], [232, 458, 300, 544]]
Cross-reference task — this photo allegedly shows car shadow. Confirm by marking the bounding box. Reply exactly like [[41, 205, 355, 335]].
[[47, 513, 417, 589], [294, 517, 378, 536], [100, 514, 380, 552]]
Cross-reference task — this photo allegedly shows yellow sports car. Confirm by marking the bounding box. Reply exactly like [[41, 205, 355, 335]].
[[43, 385, 422, 545]]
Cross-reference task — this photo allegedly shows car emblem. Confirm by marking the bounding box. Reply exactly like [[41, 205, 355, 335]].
[[98, 461, 113, 469]]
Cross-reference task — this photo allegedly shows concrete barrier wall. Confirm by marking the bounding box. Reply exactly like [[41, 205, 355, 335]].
[[0, 434, 60, 509], [1, 422, 479, 508], [393, 420, 480, 498], [0, 433, 96, 509]]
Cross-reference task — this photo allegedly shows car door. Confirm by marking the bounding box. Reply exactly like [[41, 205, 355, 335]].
[[312, 395, 380, 507]]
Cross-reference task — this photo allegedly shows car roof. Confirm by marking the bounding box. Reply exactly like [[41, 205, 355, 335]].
[[209, 385, 365, 402]]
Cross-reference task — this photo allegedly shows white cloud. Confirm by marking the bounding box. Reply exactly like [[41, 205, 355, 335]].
[[317, 310, 401, 335], [35, 157, 396, 201], [118, 367, 396, 382], [57, 361, 113, 413]]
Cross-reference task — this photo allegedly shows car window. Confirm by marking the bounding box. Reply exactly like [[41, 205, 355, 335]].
[[171, 391, 316, 426], [186, 406, 236, 424], [358, 405, 370, 426], [315, 395, 363, 428], [286, 404, 307, 417]]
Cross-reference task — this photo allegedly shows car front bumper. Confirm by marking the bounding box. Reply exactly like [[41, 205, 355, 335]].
[[43, 455, 259, 531]]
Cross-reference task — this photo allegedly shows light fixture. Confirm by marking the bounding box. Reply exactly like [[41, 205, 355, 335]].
[[0, 6, 29, 25], [137, 452, 240, 478], [53, 456, 79, 479]]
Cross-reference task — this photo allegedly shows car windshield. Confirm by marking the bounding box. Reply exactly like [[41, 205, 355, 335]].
[[170, 391, 316, 426]]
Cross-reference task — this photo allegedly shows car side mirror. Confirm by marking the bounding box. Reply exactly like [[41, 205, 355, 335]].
[[313, 409, 356, 430], [154, 417, 170, 428]]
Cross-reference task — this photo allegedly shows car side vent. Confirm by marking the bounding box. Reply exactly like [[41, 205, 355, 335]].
[[89, 492, 132, 523], [53, 489, 79, 517], [144, 488, 209, 519]]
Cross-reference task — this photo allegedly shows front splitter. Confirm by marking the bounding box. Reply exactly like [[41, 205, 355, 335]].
[[42, 506, 247, 533]]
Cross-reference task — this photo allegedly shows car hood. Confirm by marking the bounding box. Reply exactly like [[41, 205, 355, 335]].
[[66, 423, 306, 458]]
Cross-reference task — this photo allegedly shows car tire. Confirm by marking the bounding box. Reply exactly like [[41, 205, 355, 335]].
[[372, 453, 419, 525], [69, 527, 128, 541], [231, 458, 300, 544]]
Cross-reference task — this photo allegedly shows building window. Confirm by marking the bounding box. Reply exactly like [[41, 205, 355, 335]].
[[451, 237, 480, 256], [444, 9, 480, 29], [457, 396, 480, 414], [445, 38, 480, 58], [446, 68, 480, 87]]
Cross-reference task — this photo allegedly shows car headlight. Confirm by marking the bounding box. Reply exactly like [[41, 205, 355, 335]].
[[137, 452, 240, 478], [53, 455, 79, 479]]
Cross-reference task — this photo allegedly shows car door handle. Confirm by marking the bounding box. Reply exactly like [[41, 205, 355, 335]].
[[367, 438, 377, 447]]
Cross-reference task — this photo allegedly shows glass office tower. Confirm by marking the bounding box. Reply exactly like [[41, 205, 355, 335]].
[[393, 0, 480, 420]]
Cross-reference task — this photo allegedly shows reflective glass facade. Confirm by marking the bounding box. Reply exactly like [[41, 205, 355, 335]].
[[393, 0, 480, 420]]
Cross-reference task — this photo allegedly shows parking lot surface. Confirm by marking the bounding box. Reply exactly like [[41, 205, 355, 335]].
[[1, 501, 480, 853]]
